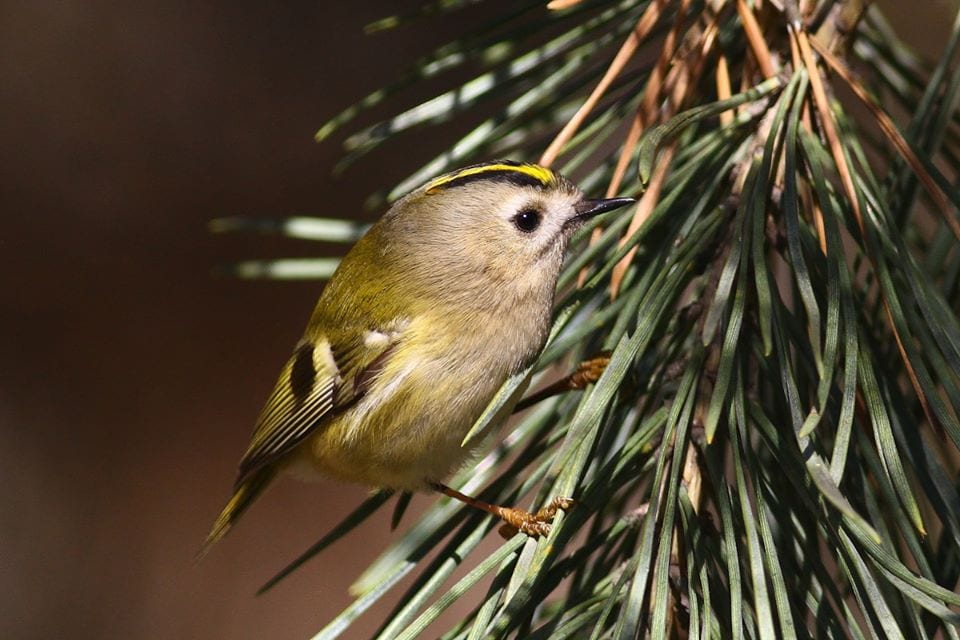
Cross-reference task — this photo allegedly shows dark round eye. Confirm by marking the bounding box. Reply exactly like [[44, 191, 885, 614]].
[[512, 208, 541, 233]]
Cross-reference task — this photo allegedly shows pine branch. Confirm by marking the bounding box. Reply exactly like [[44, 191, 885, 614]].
[[216, 1, 960, 637]]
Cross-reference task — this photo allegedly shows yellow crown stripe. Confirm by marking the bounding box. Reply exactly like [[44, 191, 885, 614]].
[[425, 163, 555, 193]]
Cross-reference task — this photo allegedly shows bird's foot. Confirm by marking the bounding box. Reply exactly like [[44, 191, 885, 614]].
[[497, 496, 575, 538]]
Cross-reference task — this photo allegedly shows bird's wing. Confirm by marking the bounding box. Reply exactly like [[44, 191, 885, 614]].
[[234, 327, 400, 487]]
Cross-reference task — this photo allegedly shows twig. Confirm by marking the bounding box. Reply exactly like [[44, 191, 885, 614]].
[[611, 144, 676, 296], [716, 55, 733, 126], [809, 36, 960, 241], [794, 25, 943, 438], [881, 300, 941, 440], [577, 108, 645, 287], [814, 0, 872, 56], [639, 0, 690, 125], [546, 0, 585, 10], [539, 0, 670, 166], [786, 18, 812, 129], [670, 13, 720, 108], [577, 0, 694, 286], [737, 0, 777, 78], [793, 25, 864, 232], [609, 4, 720, 297]]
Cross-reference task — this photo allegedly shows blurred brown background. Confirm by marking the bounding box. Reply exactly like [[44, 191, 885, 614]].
[[0, 2, 956, 639]]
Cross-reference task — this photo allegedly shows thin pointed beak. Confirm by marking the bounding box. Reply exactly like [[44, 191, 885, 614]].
[[572, 197, 635, 221]]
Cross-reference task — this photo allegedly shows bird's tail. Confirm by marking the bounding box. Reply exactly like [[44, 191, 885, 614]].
[[198, 468, 275, 560]]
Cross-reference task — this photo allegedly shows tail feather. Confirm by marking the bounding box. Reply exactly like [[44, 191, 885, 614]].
[[198, 468, 275, 560]]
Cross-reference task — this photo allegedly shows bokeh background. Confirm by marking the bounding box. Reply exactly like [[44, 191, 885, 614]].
[[1, 2, 956, 638]]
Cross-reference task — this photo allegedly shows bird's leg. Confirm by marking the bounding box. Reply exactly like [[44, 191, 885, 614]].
[[513, 353, 611, 412], [430, 482, 573, 538]]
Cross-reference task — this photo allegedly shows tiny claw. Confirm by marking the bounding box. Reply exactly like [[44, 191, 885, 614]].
[[570, 356, 611, 389], [496, 496, 575, 539], [518, 519, 552, 537], [536, 496, 576, 518]]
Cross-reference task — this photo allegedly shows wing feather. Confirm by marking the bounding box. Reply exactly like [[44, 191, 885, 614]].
[[234, 329, 400, 487]]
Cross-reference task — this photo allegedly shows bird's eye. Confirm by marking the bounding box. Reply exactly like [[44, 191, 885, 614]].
[[512, 208, 541, 233]]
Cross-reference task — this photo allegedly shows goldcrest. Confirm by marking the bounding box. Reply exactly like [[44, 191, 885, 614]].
[[203, 161, 633, 552]]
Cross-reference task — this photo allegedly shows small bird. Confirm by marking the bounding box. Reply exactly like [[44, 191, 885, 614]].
[[202, 161, 633, 554]]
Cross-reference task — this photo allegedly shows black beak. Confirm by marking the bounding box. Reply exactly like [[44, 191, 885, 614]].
[[572, 197, 635, 222]]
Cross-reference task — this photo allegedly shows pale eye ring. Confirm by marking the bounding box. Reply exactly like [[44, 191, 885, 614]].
[[512, 208, 541, 233]]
